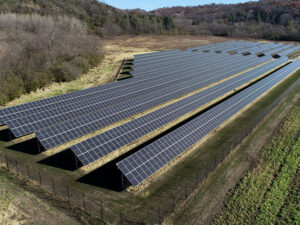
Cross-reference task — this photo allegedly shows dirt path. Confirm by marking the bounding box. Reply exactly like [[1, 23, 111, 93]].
[[174, 94, 300, 225]]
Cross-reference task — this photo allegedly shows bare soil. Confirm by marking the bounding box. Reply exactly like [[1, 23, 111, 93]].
[[0, 170, 89, 225]]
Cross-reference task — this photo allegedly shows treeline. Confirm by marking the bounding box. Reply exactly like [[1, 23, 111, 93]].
[[1, 0, 299, 41], [0, 0, 176, 36], [0, 14, 101, 105], [152, 0, 300, 41]]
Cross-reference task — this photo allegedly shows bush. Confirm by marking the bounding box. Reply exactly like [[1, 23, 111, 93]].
[[0, 13, 102, 105], [0, 72, 24, 105], [70, 56, 91, 74], [51, 62, 81, 82]]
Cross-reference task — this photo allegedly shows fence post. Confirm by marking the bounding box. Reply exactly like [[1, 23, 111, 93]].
[[39, 172, 42, 186], [185, 183, 188, 198], [120, 212, 123, 225], [222, 149, 225, 161], [214, 156, 217, 168], [172, 193, 175, 213], [52, 177, 55, 194], [5, 155, 8, 169], [27, 164, 30, 179], [82, 193, 86, 209], [157, 208, 161, 223], [15, 160, 19, 175], [67, 184, 70, 201], [100, 202, 104, 220]]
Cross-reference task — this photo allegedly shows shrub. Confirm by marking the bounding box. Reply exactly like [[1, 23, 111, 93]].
[[0, 13, 102, 105], [51, 62, 81, 82]]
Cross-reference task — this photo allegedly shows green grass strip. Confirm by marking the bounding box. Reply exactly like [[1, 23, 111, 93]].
[[213, 106, 300, 225], [276, 170, 300, 225], [254, 137, 300, 224]]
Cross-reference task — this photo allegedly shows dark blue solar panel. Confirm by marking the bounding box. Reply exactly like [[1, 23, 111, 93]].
[[70, 58, 288, 166], [9, 53, 246, 137], [117, 59, 300, 186], [35, 55, 270, 149]]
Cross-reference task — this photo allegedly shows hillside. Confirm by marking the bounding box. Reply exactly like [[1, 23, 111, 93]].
[[0, 0, 299, 41], [151, 0, 300, 41], [0, 0, 174, 36]]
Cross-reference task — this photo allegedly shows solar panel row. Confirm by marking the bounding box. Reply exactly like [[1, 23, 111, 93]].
[[279, 45, 300, 56], [8, 53, 250, 137], [0, 45, 246, 125], [267, 44, 294, 56], [130, 51, 242, 77], [71, 58, 288, 166], [132, 41, 250, 66], [117, 59, 300, 186], [0, 40, 298, 189], [35, 54, 270, 150], [0, 41, 289, 126]]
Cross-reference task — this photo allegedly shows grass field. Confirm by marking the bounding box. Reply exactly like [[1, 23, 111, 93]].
[[213, 105, 300, 225]]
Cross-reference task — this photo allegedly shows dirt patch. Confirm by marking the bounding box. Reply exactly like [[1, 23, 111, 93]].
[[104, 35, 231, 51], [0, 170, 96, 225], [174, 94, 300, 225]]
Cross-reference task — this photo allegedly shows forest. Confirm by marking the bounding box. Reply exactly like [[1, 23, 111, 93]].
[[0, 0, 176, 36], [0, 14, 101, 105], [1, 0, 299, 40], [152, 0, 300, 41]]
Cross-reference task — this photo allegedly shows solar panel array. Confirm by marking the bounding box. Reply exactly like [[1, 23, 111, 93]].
[[0, 41, 299, 187], [35, 54, 270, 150], [71, 58, 288, 165], [117, 59, 300, 186], [10, 52, 240, 137]]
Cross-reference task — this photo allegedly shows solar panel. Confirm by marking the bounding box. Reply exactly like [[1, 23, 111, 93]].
[[0, 51, 224, 124], [132, 41, 244, 66], [8, 53, 246, 137], [0, 47, 242, 125], [279, 45, 300, 56], [71, 58, 288, 166], [35, 55, 270, 150], [117, 59, 300, 186], [131, 42, 261, 73], [0, 41, 288, 126]]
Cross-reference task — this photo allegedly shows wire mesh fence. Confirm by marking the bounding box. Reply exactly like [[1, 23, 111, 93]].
[[0, 78, 299, 225]]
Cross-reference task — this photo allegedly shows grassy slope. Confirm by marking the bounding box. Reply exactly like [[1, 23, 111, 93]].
[[213, 105, 300, 225]]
